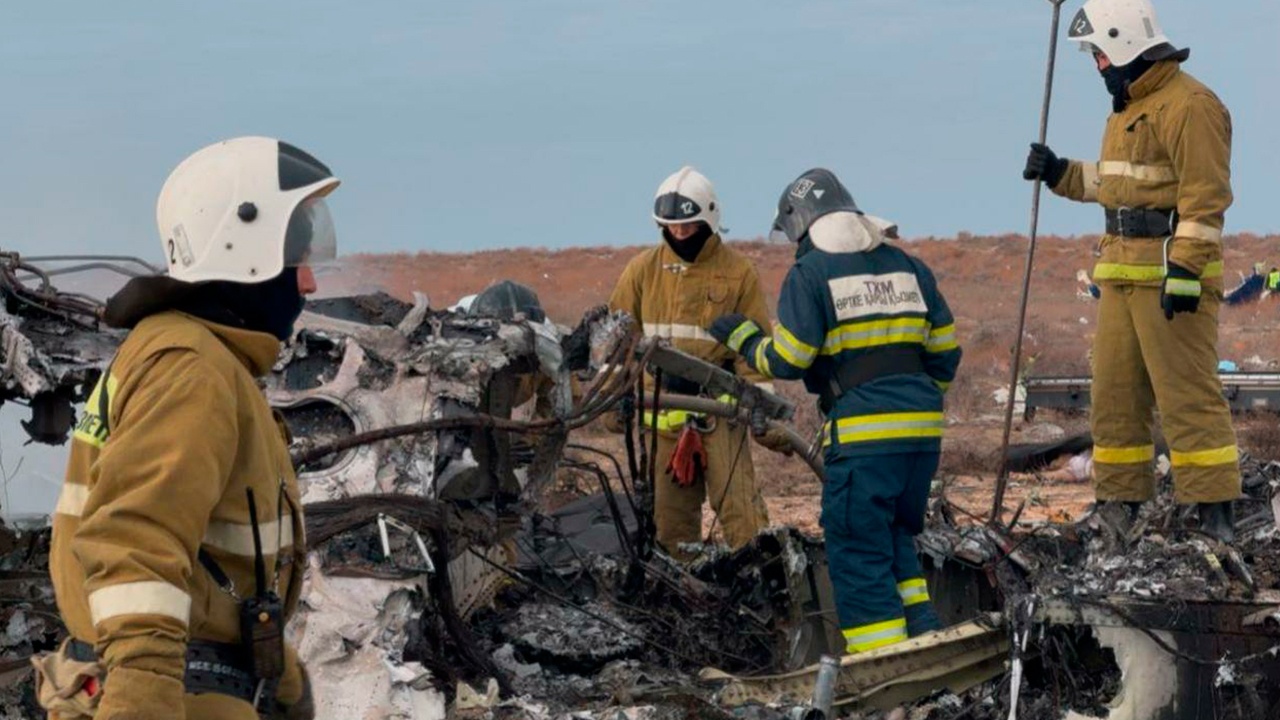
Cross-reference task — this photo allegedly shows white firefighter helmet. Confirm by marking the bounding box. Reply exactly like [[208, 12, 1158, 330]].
[[1068, 0, 1186, 68], [652, 166, 721, 233], [156, 136, 341, 284]]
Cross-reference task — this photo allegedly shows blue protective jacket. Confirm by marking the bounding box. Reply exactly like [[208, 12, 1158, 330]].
[[736, 213, 962, 459]]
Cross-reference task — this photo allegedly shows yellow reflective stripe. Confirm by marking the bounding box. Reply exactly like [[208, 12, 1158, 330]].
[[642, 409, 700, 433], [843, 618, 908, 653], [925, 324, 957, 353], [755, 340, 774, 379], [1092, 261, 1224, 281], [55, 483, 89, 518], [1093, 444, 1155, 464], [726, 321, 758, 352], [1170, 445, 1239, 468], [897, 578, 930, 607], [1098, 161, 1176, 182], [643, 323, 716, 343], [1175, 221, 1223, 243], [1081, 161, 1100, 202], [88, 581, 190, 626], [822, 317, 929, 355], [204, 519, 295, 557], [832, 412, 945, 443], [774, 324, 818, 367]]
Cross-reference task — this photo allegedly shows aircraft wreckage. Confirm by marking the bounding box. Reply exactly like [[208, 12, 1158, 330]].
[[0, 253, 1279, 720]]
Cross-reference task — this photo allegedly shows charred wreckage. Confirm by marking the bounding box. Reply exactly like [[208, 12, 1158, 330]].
[[0, 254, 1278, 720]]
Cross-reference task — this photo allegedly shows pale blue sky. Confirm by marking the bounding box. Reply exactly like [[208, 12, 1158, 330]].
[[1, 1, 1276, 261], [0, 1, 1276, 516]]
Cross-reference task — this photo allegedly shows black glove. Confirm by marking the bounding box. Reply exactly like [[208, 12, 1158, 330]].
[[1022, 143, 1068, 188], [1161, 263, 1201, 320], [707, 313, 761, 353]]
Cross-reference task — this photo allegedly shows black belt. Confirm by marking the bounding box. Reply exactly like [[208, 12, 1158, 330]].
[[819, 346, 927, 413], [68, 638, 267, 706], [1105, 207, 1175, 238]]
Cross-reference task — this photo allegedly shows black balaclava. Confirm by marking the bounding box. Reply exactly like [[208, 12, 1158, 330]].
[[105, 269, 306, 341], [1100, 55, 1156, 113], [662, 222, 713, 263], [178, 268, 306, 341]]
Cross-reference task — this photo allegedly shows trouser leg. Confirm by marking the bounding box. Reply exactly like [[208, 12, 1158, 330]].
[[704, 419, 769, 550], [891, 451, 942, 636], [822, 454, 907, 654], [652, 431, 705, 561], [1091, 284, 1159, 501], [1131, 287, 1241, 503]]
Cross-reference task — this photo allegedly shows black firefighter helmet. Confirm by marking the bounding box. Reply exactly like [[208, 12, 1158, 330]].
[[469, 280, 546, 323]]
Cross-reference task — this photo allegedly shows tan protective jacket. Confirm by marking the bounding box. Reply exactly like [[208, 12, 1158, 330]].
[[609, 235, 774, 394], [1052, 61, 1233, 288], [50, 311, 306, 718]]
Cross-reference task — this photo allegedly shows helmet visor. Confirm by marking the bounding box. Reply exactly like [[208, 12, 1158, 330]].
[[283, 196, 337, 267]]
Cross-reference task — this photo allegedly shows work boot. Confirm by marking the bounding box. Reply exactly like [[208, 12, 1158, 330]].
[[1197, 502, 1236, 544], [905, 602, 942, 638]]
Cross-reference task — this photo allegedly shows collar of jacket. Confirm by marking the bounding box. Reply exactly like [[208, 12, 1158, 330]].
[[808, 211, 886, 254], [1127, 60, 1180, 103], [660, 232, 722, 265], [177, 312, 282, 377]]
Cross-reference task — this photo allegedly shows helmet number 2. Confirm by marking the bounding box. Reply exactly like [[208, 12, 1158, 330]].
[[167, 239, 177, 265]]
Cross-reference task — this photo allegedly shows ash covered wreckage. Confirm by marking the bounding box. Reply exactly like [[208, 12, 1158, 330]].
[[0, 255, 1279, 720]]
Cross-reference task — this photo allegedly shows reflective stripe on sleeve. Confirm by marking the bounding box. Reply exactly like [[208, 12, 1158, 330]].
[[726, 322, 758, 352], [55, 483, 90, 517], [1175, 221, 1224, 243], [925, 324, 957, 353], [1081, 162, 1101, 202], [1164, 278, 1201, 297], [774, 324, 818, 368], [755, 340, 774, 379], [203, 519, 295, 557], [88, 581, 191, 626], [1098, 161, 1176, 183]]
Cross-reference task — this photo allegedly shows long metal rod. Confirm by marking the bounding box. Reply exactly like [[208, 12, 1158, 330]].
[[991, 0, 1067, 527]]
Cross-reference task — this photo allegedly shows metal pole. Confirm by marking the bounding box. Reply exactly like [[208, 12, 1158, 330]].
[[991, 0, 1068, 527]]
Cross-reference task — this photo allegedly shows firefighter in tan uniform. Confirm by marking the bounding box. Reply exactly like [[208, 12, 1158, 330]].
[[609, 167, 787, 558], [39, 137, 340, 719], [1023, 0, 1239, 541]]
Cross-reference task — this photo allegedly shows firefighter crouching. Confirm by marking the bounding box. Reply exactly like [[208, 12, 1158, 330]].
[[608, 166, 790, 560], [38, 137, 339, 719], [708, 169, 961, 654], [1023, 0, 1239, 542]]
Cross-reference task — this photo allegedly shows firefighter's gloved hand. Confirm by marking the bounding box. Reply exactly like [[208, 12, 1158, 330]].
[[1022, 143, 1068, 188], [708, 313, 761, 353], [1161, 263, 1201, 320], [752, 425, 794, 456], [666, 424, 707, 488]]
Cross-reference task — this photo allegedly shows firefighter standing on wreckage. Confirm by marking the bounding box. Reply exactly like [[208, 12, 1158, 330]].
[[40, 137, 337, 719], [608, 166, 792, 560], [708, 168, 961, 654], [1023, 0, 1239, 542]]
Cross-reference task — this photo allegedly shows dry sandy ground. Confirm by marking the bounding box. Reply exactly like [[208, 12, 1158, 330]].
[[332, 233, 1280, 535]]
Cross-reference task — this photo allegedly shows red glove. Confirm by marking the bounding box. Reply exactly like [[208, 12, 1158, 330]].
[[666, 425, 707, 488]]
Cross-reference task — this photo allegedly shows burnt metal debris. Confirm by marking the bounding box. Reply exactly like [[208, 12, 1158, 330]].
[[1, 253, 1279, 719]]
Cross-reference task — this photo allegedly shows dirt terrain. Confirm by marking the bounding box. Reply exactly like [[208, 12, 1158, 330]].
[[334, 233, 1280, 532]]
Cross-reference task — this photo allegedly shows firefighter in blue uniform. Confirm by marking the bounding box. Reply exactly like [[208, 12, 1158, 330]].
[[707, 169, 962, 654]]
